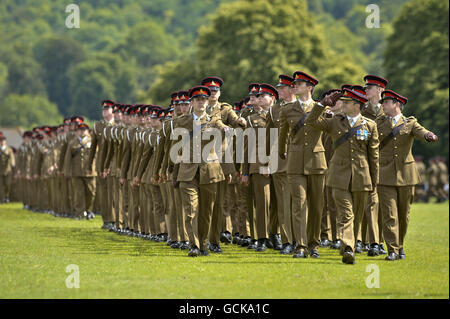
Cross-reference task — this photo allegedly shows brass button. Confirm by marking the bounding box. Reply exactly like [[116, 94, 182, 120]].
[[305, 143, 308, 146]]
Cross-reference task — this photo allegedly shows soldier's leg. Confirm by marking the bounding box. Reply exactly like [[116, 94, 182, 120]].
[[138, 185, 147, 234], [268, 178, 279, 236], [272, 172, 292, 245], [180, 180, 200, 249], [198, 182, 218, 251], [327, 186, 338, 241], [227, 183, 239, 235], [152, 184, 165, 235], [160, 182, 169, 235], [287, 174, 308, 251], [84, 177, 96, 212], [236, 183, 250, 238], [333, 187, 368, 254], [122, 180, 129, 229], [208, 180, 226, 245], [143, 184, 154, 235], [166, 183, 177, 240], [71, 177, 86, 217], [247, 179, 256, 239], [97, 177, 107, 221], [222, 183, 233, 235], [4, 173, 12, 201], [251, 174, 271, 241], [114, 177, 123, 228], [398, 186, 414, 251], [306, 174, 325, 252], [378, 185, 399, 255], [364, 189, 380, 245], [0, 175, 6, 201], [320, 185, 331, 241], [174, 186, 188, 242], [131, 185, 141, 232], [106, 176, 114, 222]]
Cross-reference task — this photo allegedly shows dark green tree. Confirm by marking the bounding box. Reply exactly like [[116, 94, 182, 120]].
[[0, 94, 62, 129], [384, 0, 449, 160], [33, 36, 87, 115]]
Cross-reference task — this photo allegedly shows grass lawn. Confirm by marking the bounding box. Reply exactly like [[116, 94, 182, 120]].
[[0, 202, 448, 299]]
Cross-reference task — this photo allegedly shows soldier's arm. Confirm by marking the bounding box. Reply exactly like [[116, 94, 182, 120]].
[[136, 141, 152, 180], [161, 127, 172, 175], [410, 118, 436, 142], [265, 111, 275, 157], [225, 106, 245, 128], [305, 102, 331, 132], [368, 123, 380, 186], [120, 136, 131, 180], [278, 110, 289, 159], [153, 132, 166, 180], [9, 148, 16, 168], [87, 123, 98, 169], [63, 142, 72, 177]]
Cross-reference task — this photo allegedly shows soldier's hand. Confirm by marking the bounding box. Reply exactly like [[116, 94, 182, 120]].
[[372, 182, 377, 190], [241, 175, 249, 186], [425, 132, 438, 142], [227, 174, 233, 184], [321, 91, 343, 107], [237, 117, 247, 127], [279, 152, 287, 160]]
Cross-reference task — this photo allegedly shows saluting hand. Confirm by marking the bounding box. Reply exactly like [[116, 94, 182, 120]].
[[426, 132, 438, 142], [321, 91, 343, 107]]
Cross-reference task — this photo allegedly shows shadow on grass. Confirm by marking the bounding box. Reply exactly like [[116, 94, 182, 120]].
[[32, 226, 186, 258]]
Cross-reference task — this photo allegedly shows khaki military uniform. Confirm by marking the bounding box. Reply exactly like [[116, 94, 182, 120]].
[[0, 144, 15, 202], [206, 102, 242, 246], [306, 103, 379, 253], [243, 110, 271, 241], [376, 115, 432, 254], [414, 159, 427, 202], [174, 113, 226, 251], [360, 101, 384, 246], [64, 133, 96, 217], [266, 101, 293, 245], [88, 119, 114, 223], [278, 100, 327, 252]]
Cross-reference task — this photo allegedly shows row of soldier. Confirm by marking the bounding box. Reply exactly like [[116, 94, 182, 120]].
[[4, 71, 442, 264]]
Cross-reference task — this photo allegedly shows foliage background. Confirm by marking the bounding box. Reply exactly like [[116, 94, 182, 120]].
[[0, 0, 447, 159]]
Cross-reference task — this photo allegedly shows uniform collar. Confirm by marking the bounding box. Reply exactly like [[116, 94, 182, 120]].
[[346, 113, 362, 127]]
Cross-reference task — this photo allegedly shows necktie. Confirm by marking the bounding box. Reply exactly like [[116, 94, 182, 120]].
[[390, 117, 396, 127]]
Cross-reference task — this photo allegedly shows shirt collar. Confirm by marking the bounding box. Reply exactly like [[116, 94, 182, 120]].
[[346, 113, 362, 125], [392, 113, 402, 124]]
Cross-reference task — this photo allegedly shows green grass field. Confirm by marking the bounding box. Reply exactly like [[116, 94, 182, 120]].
[[0, 202, 448, 299]]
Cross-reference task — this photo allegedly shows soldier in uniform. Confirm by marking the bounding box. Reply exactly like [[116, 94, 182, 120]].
[[241, 84, 279, 252], [266, 75, 296, 254], [64, 123, 97, 220], [306, 89, 379, 264], [0, 132, 15, 203], [173, 85, 229, 257], [377, 90, 438, 260], [278, 71, 327, 259], [413, 155, 427, 202], [436, 156, 449, 202], [88, 100, 115, 228], [319, 88, 343, 250], [426, 157, 439, 202], [200, 76, 246, 254]]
